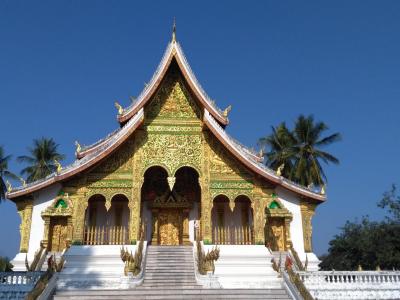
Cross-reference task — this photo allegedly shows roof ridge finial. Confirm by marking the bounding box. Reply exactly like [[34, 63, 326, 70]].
[[172, 17, 176, 42]]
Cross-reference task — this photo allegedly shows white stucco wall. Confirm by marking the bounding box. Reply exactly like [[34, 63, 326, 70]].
[[27, 183, 62, 260], [188, 202, 199, 241], [275, 186, 305, 256]]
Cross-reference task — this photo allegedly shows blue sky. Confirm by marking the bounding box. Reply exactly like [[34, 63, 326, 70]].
[[1, 1, 400, 258]]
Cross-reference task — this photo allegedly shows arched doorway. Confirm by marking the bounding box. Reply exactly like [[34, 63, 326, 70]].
[[211, 195, 254, 244], [84, 194, 130, 245], [108, 194, 129, 244], [233, 195, 254, 244], [211, 195, 230, 244], [84, 194, 107, 245], [141, 166, 200, 245]]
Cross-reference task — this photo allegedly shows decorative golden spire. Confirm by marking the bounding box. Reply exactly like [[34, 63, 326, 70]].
[[321, 184, 326, 195], [114, 101, 123, 115], [222, 105, 232, 117], [276, 163, 285, 176], [75, 141, 81, 154], [6, 180, 12, 192], [19, 177, 27, 187], [54, 159, 62, 173], [172, 18, 176, 42]]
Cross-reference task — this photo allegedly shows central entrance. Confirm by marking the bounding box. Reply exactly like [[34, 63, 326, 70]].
[[141, 166, 200, 246], [158, 209, 182, 245]]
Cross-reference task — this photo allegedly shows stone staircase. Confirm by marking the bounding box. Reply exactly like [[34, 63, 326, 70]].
[[54, 245, 292, 299]]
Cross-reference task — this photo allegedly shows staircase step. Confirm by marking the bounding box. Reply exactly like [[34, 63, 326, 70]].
[[54, 245, 291, 299]]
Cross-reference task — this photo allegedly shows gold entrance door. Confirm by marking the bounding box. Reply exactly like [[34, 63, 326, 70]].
[[270, 218, 286, 251], [158, 209, 182, 245], [49, 217, 68, 252]]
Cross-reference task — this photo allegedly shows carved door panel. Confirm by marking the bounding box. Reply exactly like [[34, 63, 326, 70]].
[[269, 218, 286, 251], [158, 209, 181, 245], [49, 217, 68, 252]]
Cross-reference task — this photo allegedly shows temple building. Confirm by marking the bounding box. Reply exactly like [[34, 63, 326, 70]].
[[6, 29, 326, 294]]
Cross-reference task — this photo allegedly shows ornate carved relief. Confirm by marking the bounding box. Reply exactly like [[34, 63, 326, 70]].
[[141, 133, 202, 175], [16, 198, 33, 252], [300, 201, 317, 252], [207, 134, 250, 179], [145, 68, 201, 122], [200, 132, 212, 242], [92, 138, 135, 173]]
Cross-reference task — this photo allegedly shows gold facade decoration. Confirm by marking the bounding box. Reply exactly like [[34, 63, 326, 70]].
[[49, 60, 309, 251], [92, 138, 135, 173], [158, 209, 181, 245], [145, 70, 201, 121], [265, 205, 292, 251], [41, 193, 73, 250], [200, 132, 212, 242], [141, 133, 202, 175], [300, 201, 317, 252], [16, 198, 33, 252], [49, 217, 69, 252]]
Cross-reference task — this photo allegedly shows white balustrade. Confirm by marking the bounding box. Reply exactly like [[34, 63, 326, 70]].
[[297, 271, 400, 299]]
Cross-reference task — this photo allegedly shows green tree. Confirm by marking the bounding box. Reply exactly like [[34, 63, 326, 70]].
[[0, 256, 13, 271], [0, 146, 19, 201], [258, 123, 295, 179], [378, 184, 400, 223], [259, 115, 341, 186], [320, 185, 400, 270], [17, 138, 65, 183]]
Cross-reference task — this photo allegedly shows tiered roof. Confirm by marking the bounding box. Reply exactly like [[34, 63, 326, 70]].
[[7, 34, 326, 202]]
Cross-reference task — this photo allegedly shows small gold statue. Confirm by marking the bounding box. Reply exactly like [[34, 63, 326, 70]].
[[321, 185, 326, 195], [54, 160, 62, 173], [19, 177, 27, 187], [6, 180, 12, 192], [75, 141, 81, 153], [276, 164, 285, 176], [222, 105, 232, 117], [114, 101, 123, 115]]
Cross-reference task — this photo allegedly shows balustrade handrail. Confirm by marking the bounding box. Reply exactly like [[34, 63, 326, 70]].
[[297, 270, 400, 275], [0, 271, 44, 286], [212, 225, 254, 245], [297, 270, 400, 286], [83, 225, 129, 245]]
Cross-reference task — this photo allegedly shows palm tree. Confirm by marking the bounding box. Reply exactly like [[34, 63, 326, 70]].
[[17, 138, 65, 183], [259, 115, 341, 187], [258, 123, 295, 179], [0, 146, 19, 200], [291, 115, 341, 186]]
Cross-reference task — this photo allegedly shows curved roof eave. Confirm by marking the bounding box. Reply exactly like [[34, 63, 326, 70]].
[[117, 41, 229, 126], [7, 109, 145, 200], [203, 110, 326, 202]]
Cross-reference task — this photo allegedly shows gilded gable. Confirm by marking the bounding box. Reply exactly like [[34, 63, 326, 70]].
[[145, 62, 201, 124]]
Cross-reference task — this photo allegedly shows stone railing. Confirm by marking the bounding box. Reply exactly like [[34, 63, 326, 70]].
[[298, 271, 400, 300], [0, 271, 43, 287], [0, 271, 44, 299]]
